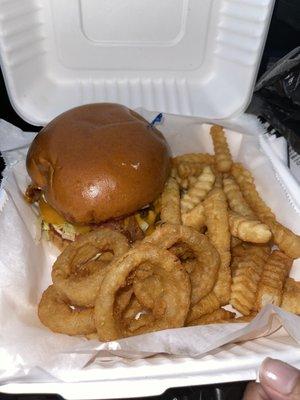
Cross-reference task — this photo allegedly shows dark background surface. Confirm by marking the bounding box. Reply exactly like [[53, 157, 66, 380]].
[[0, 0, 300, 399]]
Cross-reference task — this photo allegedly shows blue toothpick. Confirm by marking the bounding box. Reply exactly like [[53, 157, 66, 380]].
[[148, 113, 163, 128]]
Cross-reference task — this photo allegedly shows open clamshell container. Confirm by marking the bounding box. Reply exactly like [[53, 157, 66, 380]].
[[2, 1, 300, 400], [0, 0, 275, 125]]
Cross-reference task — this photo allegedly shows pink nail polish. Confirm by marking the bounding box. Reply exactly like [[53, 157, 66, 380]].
[[259, 357, 300, 395]]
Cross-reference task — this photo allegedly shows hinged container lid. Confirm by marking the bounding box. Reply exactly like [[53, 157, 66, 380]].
[[0, 0, 275, 126]]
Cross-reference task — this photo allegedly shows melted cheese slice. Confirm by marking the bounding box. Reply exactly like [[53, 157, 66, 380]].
[[39, 198, 90, 234]]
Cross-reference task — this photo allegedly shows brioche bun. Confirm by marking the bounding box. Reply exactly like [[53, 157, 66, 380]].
[[26, 103, 170, 224]]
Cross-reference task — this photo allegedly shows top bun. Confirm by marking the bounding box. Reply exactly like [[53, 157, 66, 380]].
[[26, 103, 170, 224]]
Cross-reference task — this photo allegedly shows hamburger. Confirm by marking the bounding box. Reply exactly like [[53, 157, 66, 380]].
[[25, 103, 171, 249]]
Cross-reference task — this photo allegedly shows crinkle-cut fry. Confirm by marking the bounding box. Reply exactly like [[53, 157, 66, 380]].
[[182, 203, 206, 231], [223, 176, 255, 217], [231, 163, 254, 185], [231, 163, 275, 221], [186, 308, 235, 326], [281, 278, 300, 314], [265, 219, 300, 260], [174, 176, 198, 190], [203, 188, 231, 304], [187, 292, 220, 323], [177, 162, 204, 179], [230, 165, 300, 257], [255, 250, 293, 310], [210, 125, 233, 172], [160, 176, 181, 225], [179, 176, 198, 190], [175, 175, 186, 189], [214, 172, 223, 189], [187, 176, 198, 188], [232, 242, 271, 259], [230, 256, 242, 278], [230, 243, 270, 278], [230, 258, 265, 315], [173, 153, 215, 166], [228, 211, 272, 244], [181, 166, 215, 213]]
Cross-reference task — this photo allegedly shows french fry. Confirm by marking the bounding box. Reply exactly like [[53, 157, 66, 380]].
[[281, 278, 300, 314], [255, 251, 293, 310], [230, 244, 267, 315], [230, 256, 241, 278], [228, 211, 272, 244], [173, 153, 215, 166], [266, 219, 300, 260], [223, 176, 255, 217], [176, 176, 198, 190], [231, 163, 300, 258], [187, 308, 234, 326], [214, 172, 223, 189], [203, 188, 231, 304], [231, 163, 274, 220], [231, 163, 254, 185], [187, 176, 198, 188], [182, 203, 206, 231], [160, 176, 181, 225], [232, 242, 271, 259], [230, 261, 262, 315], [180, 166, 215, 213], [177, 162, 204, 179], [210, 125, 232, 172], [176, 177, 188, 189], [187, 292, 220, 323], [230, 243, 270, 278]]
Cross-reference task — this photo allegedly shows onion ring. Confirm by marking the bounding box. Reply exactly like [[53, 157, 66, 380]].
[[94, 243, 190, 341], [120, 295, 158, 334], [114, 285, 134, 315], [38, 285, 95, 335], [143, 224, 220, 304], [52, 229, 129, 307], [133, 270, 164, 311]]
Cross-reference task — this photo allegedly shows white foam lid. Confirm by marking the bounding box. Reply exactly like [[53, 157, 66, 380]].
[[0, 0, 275, 126]]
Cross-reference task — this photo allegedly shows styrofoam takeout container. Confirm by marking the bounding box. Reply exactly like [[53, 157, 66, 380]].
[[0, 0, 275, 126], [3, 0, 298, 399]]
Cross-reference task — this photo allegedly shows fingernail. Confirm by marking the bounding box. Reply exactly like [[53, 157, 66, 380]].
[[259, 357, 300, 395]]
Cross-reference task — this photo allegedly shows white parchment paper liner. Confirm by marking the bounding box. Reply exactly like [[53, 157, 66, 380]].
[[0, 111, 300, 383]]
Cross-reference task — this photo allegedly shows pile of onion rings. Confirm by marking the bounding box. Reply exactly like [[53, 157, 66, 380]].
[[38, 223, 222, 341]]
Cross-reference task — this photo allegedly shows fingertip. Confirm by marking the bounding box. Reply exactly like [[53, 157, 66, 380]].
[[259, 357, 300, 396]]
